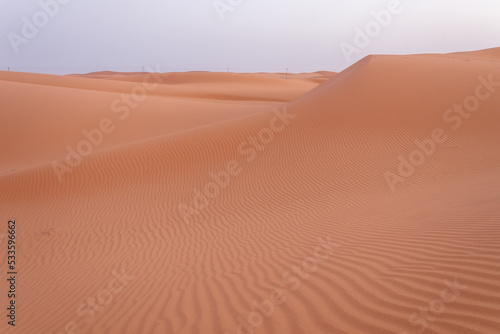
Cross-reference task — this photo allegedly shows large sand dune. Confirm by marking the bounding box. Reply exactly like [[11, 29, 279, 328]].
[[1, 49, 499, 334]]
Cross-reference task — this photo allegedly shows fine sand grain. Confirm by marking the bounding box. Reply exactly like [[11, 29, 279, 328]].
[[1, 49, 499, 334]]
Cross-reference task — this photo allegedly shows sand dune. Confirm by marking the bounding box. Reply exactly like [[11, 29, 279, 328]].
[[1, 49, 499, 334], [0, 71, 327, 176]]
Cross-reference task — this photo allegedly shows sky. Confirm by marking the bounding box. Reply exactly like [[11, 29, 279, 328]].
[[0, 0, 499, 75]]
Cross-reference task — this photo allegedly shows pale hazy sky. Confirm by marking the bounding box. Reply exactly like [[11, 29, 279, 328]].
[[1, 0, 499, 75]]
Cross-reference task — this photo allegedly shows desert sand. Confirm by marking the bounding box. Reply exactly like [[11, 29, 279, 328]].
[[1, 49, 499, 334]]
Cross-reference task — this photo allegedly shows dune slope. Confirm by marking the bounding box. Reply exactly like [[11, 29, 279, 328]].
[[0, 50, 499, 334]]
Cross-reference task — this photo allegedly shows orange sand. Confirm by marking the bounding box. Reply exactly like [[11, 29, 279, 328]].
[[1, 49, 499, 334]]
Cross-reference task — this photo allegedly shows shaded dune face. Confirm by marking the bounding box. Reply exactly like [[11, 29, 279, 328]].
[[0, 71, 332, 176], [0, 49, 499, 334]]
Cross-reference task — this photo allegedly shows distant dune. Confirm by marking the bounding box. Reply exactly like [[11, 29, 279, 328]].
[[1, 49, 499, 334]]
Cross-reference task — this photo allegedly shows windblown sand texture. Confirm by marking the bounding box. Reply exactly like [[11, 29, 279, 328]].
[[1, 49, 499, 334]]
